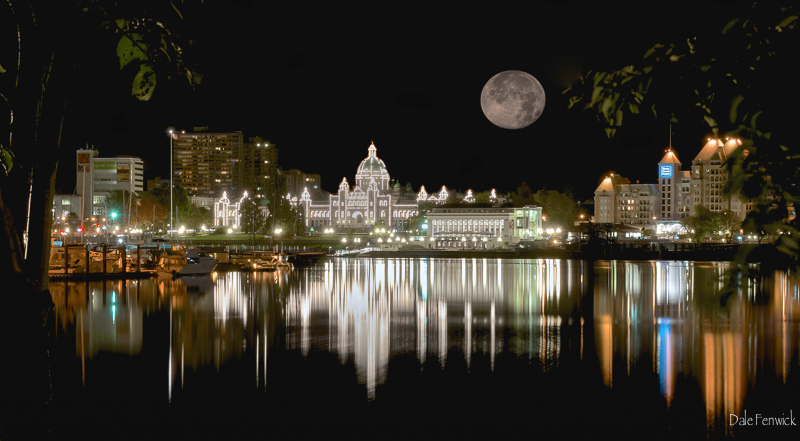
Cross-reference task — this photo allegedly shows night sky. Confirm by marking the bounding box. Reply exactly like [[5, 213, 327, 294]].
[[58, 1, 753, 201]]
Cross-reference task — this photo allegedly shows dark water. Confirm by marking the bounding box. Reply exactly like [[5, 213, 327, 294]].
[[44, 258, 800, 439]]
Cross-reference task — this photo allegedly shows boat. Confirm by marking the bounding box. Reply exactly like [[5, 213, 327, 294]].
[[250, 258, 277, 272], [49, 246, 88, 275], [273, 253, 292, 269], [157, 248, 219, 277]]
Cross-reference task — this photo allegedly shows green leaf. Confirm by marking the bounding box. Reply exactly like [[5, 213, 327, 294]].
[[132, 64, 156, 101], [722, 18, 740, 34], [704, 115, 718, 133], [593, 72, 607, 87], [730, 94, 744, 124], [750, 110, 762, 130], [0, 63, 5, 74], [643, 43, 664, 59], [0, 144, 14, 175], [776, 15, 797, 30], [117, 35, 148, 69]]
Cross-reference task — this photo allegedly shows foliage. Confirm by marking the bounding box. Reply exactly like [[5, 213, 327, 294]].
[[0, 0, 203, 291], [269, 197, 301, 236], [65, 212, 80, 229], [240, 199, 268, 235], [563, 3, 798, 140], [533, 189, 577, 229], [512, 182, 536, 206], [681, 205, 720, 243]]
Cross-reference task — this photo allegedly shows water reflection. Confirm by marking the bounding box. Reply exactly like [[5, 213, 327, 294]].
[[279, 258, 587, 399], [594, 260, 800, 437], [47, 258, 800, 438]]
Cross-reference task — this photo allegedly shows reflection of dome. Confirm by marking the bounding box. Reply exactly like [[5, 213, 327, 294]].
[[355, 142, 390, 190]]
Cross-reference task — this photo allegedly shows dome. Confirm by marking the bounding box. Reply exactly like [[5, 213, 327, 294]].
[[355, 142, 390, 187]]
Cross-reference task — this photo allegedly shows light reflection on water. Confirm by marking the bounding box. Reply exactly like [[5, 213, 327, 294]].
[[48, 258, 800, 438]]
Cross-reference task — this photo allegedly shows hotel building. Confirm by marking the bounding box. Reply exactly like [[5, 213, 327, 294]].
[[690, 138, 750, 219], [594, 137, 749, 234]]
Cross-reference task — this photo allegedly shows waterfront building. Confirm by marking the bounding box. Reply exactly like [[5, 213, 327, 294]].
[[425, 205, 543, 249], [298, 142, 431, 232], [594, 138, 752, 236], [74, 148, 144, 220], [658, 148, 691, 221], [213, 191, 268, 228], [594, 173, 658, 227], [690, 137, 750, 219]]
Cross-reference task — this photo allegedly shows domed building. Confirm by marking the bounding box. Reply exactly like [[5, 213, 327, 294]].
[[299, 142, 443, 231], [355, 142, 390, 191]]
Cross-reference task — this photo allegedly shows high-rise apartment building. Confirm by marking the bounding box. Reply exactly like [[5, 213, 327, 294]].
[[240, 137, 278, 200], [171, 128, 279, 201], [172, 127, 243, 198], [283, 168, 321, 200]]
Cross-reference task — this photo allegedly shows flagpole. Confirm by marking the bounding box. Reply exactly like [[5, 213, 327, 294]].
[[168, 128, 174, 237]]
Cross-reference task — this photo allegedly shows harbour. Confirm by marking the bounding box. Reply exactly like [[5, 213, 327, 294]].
[[24, 257, 800, 439]]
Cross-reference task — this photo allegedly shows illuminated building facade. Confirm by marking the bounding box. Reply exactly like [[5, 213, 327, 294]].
[[594, 138, 750, 234], [690, 138, 750, 219], [298, 142, 439, 232], [425, 205, 543, 249], [213, 191, 268, 228]]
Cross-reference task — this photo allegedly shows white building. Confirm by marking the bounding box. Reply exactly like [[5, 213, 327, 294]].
[[75, 148, 144, 221], [299, 142, 443, 232], [426, 205, 543, 249], [214, 191, 268, 228]]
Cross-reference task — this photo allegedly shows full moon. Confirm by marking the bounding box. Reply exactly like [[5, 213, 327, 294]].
[[480, 70, 545, 130]]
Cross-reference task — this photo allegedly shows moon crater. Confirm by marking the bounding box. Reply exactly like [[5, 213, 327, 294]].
[[480, 70, 545, 130]]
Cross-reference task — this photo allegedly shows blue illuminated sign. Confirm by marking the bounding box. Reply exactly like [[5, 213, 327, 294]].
[[660, 165, 673, 178]]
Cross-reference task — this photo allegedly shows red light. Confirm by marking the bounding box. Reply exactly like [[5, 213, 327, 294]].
[[60, 231, 66, 236], [77, 227, 83, 232]]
